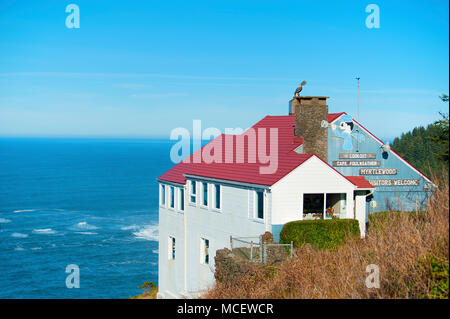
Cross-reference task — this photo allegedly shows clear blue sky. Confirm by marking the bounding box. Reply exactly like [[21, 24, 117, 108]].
[[0, 0, 448, 140]]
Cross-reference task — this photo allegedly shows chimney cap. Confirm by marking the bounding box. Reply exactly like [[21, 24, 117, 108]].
[[293, 96, 329, 99]]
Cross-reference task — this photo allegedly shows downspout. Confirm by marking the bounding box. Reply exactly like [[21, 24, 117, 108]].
[[353, 188, 375, 219], [265, 189, 271, 233]]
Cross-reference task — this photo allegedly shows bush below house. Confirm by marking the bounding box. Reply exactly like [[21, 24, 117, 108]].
[[279, 219, 360, 250]]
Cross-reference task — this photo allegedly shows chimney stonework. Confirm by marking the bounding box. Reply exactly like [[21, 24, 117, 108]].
[[290, 96, 329, 161]]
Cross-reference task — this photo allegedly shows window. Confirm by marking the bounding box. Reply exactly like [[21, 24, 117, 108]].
[[160, 184, 166, 206], [255, 191, 264, 219], [202, 182, 208, 206], [214, 184, 221, 210], [190, 181, 196, 204], [169, 186, 175, 209], [200, 238, 209, 265], [168, 236, 176, 260], [179, 188, 185, 211], [303, 193, 324, 220], [325, 193, 346, 219]]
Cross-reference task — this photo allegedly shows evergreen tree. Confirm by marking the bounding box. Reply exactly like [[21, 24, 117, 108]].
[[392, 94, 448, 177]]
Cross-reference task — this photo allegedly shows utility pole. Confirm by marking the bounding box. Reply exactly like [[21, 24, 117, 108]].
[[355, 77, 360, 152]]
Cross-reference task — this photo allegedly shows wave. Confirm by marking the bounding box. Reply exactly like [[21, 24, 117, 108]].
[[75, 232, 98, 235], [33, 228, 56, 234], [71, 221, 99, 231], [120, 225, 140, 231], [152, 249, 159, 254], [31, 247, 42, 250], [0, 218, 11, 223], [14, 246, 25, 251], [11, 232, 28, 238], [132, 224, 158, 241], [13, 209, 36, 213]]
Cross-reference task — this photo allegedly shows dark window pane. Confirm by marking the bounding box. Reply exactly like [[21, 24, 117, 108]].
[[180, 188, 184, 211], [170, 186, 175, 208], [205, 239, 209, 264], [257, 191, 264, 219], [203, 182, 208, 206], [215, 185, 221, 209]]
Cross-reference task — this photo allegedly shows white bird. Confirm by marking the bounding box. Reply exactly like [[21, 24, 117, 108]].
[[294, 80, 307, 97]]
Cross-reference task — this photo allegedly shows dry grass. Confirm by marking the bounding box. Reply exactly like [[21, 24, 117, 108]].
[[129, 288, 158, 299], [203, 175, 449, 299]]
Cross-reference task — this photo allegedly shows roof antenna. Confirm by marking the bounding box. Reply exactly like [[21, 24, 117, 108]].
[[355, 77, 360, 152]]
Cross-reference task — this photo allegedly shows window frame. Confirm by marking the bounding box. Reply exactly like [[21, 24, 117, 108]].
[[189, 180, 197, 205], [253, 190, 265, 221], [179, 187, 185, 212], [168, 186, 175, 209], [201, 182, 208, 208], [200, 237, 210, 265], [168, 236, 176, 260], [160, 184, 166, 207], [212, 184, 222, 211]]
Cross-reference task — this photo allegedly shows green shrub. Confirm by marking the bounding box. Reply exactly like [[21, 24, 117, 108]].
[[280, 219, 360, 250], [420, 252, 449, 299]]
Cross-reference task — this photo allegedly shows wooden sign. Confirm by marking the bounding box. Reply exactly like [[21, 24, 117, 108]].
[[368, 179, 420, 187], [360, 168, 397, 175], [332, 160, 381, 167], [339, 153, 376, 159]]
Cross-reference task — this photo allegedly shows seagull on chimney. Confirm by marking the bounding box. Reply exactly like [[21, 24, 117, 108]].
[[294, 80, 307, 97]]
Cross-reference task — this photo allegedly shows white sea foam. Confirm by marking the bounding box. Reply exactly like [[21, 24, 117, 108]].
[[13, 209, 36, 213], [75, 232, 98, 235], [132, 224, 158, 241], [73, 221, 99, 230], [121, 225, 139, 231], [33, 228, 56, 234], [152, 249, 159, 254], [14, 246, 25, 251], [31, 247, 42, 250], [0, 218, 11, 223], [11, 232, 28, 238]]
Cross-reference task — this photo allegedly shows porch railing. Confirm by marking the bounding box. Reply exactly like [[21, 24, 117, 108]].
[[230, 235, 293, 264]]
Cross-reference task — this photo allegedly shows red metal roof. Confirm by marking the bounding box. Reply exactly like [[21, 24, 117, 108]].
[[328, 112, 346, 123], [345, 176, 374, 189], [158, 115, 313, 185], [158, 114, 371, 187]]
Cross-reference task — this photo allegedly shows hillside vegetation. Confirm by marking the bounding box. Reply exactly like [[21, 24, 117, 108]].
[[392, 122, 447, 177], [391, 95, 448, 177], [203, 174, 449, 299]]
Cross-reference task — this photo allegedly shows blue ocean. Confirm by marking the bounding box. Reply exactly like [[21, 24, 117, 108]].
[[0, 138, 175, 299]]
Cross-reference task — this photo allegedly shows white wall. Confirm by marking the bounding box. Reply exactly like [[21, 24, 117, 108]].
[[158, 183, 186, 298], [270, 156, 355, 225], [158, 179, 268, 298]]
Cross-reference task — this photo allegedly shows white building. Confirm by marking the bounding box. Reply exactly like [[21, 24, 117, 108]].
[[157, 102, 375, 299]]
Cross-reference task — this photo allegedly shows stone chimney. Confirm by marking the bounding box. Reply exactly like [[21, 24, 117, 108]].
[[289, 96, 329, 161]]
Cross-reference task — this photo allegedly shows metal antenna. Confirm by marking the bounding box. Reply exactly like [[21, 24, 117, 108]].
[[355, 77, 360, 152], [356, 77, 360, 123]]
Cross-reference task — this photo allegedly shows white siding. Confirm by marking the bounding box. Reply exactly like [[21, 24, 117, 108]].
[[158, 179, 268, 297], [158, 183, 186, 298], [271, 156, 355, 225], [184, 179, 268, 294]]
